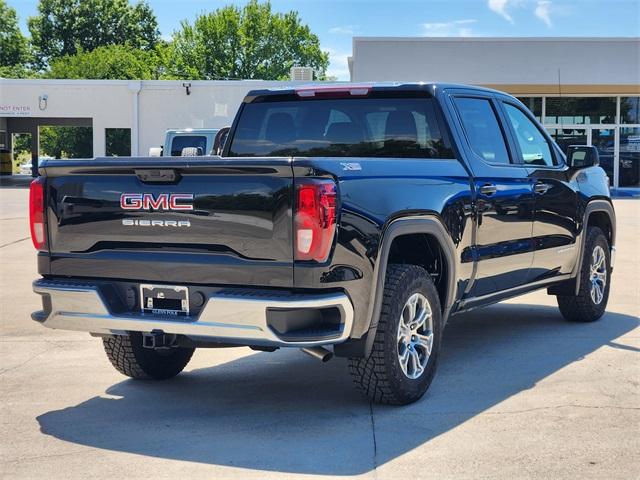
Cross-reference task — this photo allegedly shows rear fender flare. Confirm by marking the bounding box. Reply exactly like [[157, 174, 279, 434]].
[[363, 216, 457, 356]]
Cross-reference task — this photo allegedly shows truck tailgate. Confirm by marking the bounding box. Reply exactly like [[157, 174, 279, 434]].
[[40, 157, 294, 287]]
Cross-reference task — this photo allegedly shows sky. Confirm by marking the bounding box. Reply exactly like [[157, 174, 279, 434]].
[[10, 0, 640, 80]]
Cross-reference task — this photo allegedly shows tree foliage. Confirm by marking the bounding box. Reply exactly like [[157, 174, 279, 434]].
[[47, 44, 165, 80], [4, 0, 329, 81], [39, 126, 93, 159], [28, 0, 160, 67], [168, 0, 329, 80], [105, 128, 131, 156], [0, 0, 30, 68]]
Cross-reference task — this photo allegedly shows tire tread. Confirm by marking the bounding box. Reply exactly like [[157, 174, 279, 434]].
[[349, 264, 441, 405], [102, 333, 194, 380], [557, 226, 610, 322]]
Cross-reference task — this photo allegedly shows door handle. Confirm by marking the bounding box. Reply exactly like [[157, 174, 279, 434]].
[[479, 184, 497, 196], [534, 182, 551, 195]]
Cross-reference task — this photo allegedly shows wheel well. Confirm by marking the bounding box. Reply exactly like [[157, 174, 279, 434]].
[[387, 233, 448, 311], [587, 211, 613, 246]]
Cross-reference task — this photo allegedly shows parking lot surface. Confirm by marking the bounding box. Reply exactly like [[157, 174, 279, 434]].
[[1, 183, 638, 479]]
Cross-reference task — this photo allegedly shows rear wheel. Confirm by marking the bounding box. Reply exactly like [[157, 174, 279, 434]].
[[349, 264, 442, 405], [557, 226, 611, 322], [102, 332, 195, 380]]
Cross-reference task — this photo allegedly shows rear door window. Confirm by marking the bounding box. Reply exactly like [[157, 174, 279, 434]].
[[453, 97, 512, 165], [228, 96, 454, 158]]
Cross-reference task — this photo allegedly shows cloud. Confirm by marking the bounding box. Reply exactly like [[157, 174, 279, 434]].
[[324, 47, 351, 81], [488, 0, 515, 23], [420, 19, 478, 37], [329, 25, 356, 35], [534, 0, 552, 27]]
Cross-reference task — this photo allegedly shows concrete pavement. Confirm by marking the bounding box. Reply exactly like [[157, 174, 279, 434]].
[[0, 186, 638, 479]]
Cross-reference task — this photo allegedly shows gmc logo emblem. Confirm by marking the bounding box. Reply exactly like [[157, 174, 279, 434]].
[[120, 193, 194, 211]]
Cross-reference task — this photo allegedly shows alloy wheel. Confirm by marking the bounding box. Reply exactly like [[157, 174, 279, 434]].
[[397, 293, 434, 379], [589, 245, 607, 305]]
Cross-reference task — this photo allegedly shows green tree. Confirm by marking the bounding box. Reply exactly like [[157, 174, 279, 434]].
[[169, 0, 329, 80], [28, 0, 160, 67], [39, 126, 93, 159], [105, 128, 131, 156], [47, 44, 164, 80], [13, 134, 32, 156], [0, 0, 30, 73]]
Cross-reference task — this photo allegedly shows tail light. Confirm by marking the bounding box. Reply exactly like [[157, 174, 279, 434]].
[[29, 177, 46, 251], [295, 85, 372, 98], [295, 179, 337, 262]]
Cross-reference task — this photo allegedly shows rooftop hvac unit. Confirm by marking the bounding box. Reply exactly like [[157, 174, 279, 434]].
[[290, 67, 314, 81]]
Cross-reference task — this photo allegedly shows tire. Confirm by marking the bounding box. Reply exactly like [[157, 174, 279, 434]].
[[349, 264, 442, 405], [180, 147, 203, 156], [557, 226, 611, 322], [102, 332, 195, 380]]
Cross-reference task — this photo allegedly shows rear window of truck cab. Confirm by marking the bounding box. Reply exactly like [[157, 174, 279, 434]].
[[227, 96, 454, 158]]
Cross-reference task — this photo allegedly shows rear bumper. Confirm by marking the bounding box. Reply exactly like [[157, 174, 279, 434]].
[[32, 279, 354, 347]]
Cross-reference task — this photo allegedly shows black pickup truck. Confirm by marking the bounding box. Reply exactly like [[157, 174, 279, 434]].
[[31, 83, 616, 405]]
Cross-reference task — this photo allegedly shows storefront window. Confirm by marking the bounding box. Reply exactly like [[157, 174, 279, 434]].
[[620, 97, 640, 124], [619, 127, 640, 187], [516, 97, 542, 121], [592, 129, 615, 185], [546, 127, 588, 154], [545, 97, 616, 125], [105, 128, 131, 157]]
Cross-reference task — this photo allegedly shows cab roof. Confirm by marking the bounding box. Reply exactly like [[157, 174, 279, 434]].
[[243, 82, 507, 103]]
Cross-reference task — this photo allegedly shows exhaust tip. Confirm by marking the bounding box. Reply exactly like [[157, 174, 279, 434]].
[[301, 346, 333, 363]]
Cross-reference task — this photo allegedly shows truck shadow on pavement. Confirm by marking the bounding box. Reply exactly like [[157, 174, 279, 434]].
[[37, 304, 638, 475]]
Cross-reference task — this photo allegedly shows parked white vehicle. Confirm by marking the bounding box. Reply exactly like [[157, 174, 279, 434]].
[[148, 128, 221, 157], [19, 162, 32, 175]]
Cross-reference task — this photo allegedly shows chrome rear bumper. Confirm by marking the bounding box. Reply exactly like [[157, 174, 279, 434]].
[[32, 279, 354, 347]]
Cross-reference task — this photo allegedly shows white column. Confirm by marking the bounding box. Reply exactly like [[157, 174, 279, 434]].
[[613, 97, 621, 189], [92, 120, 106, 157], [128, 81, 142, 156]]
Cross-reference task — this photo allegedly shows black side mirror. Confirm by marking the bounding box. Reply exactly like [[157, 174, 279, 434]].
[[213, 127, 230, 156], [566, 145, 599, 169]]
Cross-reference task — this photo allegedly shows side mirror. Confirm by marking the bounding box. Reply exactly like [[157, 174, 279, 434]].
[[566, 145, 599, 169], [148, 146, 163, 157], [213, 127, 230, 156]]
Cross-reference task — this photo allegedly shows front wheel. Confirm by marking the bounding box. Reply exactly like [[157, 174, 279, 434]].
[[557, 226, 611, 322], [349, 264, 442, 405]]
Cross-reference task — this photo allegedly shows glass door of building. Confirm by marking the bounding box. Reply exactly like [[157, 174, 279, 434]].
[[547, 126, 638, 188], [618, 127, 640, 187], [591, 128, 616, 186], [547, 127, 588, 154]]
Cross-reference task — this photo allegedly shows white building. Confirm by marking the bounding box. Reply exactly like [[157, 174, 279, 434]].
[[0, 79, 298, 167], [349, 37, 640, 187], [1, 37, 639, 187]]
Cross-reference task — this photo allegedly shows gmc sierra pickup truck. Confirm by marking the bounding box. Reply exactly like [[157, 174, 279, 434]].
[[31, 83, 616, 405]]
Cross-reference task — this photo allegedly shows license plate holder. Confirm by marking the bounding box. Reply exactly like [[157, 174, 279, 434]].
[[140, 284, 189, 316]]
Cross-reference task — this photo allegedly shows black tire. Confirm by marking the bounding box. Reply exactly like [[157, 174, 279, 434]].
[[557, 226, 611, 322], [349, 264, 442, 405], [102, 332, 195, 380]]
